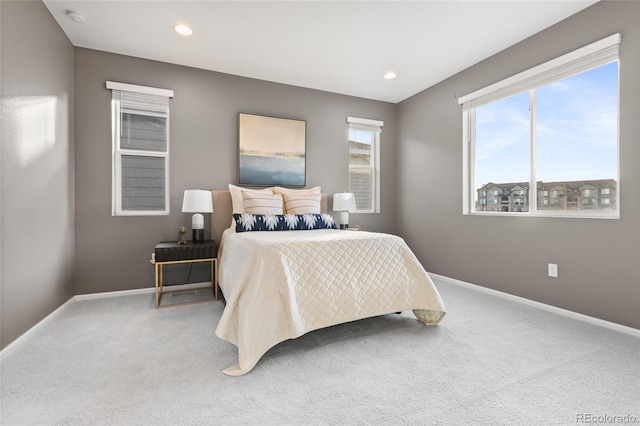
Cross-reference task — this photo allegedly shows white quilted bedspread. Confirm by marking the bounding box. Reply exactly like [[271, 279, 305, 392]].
[[215, 229, 446, 376]]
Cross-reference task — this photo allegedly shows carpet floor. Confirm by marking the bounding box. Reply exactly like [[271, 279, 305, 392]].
[[1, 277, 638, 425]]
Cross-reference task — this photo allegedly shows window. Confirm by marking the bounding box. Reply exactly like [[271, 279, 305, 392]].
[[460, 34, 620, 218], [347, 116, 382, 212], [107, 81, 173, 215]]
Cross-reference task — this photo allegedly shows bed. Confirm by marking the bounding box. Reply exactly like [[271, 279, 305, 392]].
[[211, 189, 446, 376]]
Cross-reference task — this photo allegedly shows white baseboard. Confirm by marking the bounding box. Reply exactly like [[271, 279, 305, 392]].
[[74, 281, 211, 301], [74, 287, 154, 301], [0, 296, 76, 361], [0, 282, 213, 360], [429, 272, 640, 339]]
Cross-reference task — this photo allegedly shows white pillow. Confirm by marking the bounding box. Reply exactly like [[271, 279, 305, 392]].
[[228, 184, 273, 214], [228, 184, 274, 229], [243, 192, 284, 215], [282, 193, 321, 214], [272, 186, 321, 196]]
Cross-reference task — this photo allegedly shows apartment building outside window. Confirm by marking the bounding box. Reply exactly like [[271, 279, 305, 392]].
[[476, 179, 616, 213]]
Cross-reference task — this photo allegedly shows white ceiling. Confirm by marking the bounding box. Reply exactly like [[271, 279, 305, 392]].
[[43, 0, 598, 103]]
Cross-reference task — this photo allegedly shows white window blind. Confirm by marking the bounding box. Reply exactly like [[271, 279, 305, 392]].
[[347, 116, 383, 213], [108, 81, 174, 216], [459, 33, 621, 110]]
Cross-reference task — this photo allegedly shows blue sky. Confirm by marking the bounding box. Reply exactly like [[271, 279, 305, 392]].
[[349, 128, 373, 145], [474, 61, 618, 190]]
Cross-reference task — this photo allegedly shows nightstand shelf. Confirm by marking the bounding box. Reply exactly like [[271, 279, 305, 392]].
[[153, 240, 218, 309]]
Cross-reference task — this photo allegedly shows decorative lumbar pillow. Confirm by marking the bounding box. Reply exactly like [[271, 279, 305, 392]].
[[242, 191, 284, 215], [282, 193, 321, 214], [233, 213, 337, 232]]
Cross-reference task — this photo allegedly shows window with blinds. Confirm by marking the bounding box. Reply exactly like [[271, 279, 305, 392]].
[[107, 81, 174, 216], [347, 117, 382, 213]]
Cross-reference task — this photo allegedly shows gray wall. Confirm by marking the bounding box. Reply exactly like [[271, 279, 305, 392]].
[[74, 48, 397, 294], [0, 0, 75, 349], [397, 0, 640, 329]]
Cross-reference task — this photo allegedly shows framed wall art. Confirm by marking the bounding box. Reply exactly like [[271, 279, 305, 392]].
[[238, 113, 306, 186]]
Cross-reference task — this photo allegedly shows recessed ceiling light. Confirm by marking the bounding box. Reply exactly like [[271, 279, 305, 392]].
[[174, 24, 193, 36], [66, 10, 87, 24], [384, 72, 397, 80]]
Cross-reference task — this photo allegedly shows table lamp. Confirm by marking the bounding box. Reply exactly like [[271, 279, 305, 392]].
[[333, 193, 356, 230], [182, 190, 213, 243]]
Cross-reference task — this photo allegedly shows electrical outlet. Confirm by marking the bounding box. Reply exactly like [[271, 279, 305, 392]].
[[548, 263, 558, 278]]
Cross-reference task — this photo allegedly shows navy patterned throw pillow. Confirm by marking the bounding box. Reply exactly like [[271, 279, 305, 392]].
[[233, 213, 337, 232]]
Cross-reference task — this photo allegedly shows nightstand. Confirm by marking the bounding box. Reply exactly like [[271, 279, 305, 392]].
[[153, 240, 218, 308]]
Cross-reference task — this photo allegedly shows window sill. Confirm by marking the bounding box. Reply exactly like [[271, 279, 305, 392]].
[[466, 211, 619, 220]]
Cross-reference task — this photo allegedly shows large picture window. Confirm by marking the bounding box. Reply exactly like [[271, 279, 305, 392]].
[[347, 116, 382, 213], [108, 81, 173, 216], [460, 34, 620, 218]]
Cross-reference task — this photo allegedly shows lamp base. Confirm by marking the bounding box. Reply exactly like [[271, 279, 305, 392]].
[[339, 211, 349, 230], [192, 229, 204, 243]]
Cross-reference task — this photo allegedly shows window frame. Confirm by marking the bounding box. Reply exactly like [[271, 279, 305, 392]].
[[459, 34, 621, 219], [108, 81, 173, 216], [347, 116, 382, 213]]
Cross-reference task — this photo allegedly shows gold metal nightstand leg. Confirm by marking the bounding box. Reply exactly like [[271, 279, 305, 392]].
[[155, 262, 160, 308], [157, 264, 166, 308]]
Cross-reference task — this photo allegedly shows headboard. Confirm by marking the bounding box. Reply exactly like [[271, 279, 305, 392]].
[[210, 190, 328, 243]]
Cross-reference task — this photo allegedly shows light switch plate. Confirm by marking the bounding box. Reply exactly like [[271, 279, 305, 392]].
[[548, 263, 558, 278]]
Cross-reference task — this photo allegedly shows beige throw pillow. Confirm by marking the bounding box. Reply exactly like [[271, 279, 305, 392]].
[[242, 192, 284, 215], [228, 184, 275, 229], [282, 193, 321, 214], [228, 184, 274, 214]]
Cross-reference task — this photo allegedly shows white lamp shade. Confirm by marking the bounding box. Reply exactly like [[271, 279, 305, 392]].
[[333, 193, 356, 212], [182, 190, 213, 213]]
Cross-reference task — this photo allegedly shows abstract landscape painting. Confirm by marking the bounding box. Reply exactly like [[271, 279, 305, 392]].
[[238, 113, 306, 186]]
